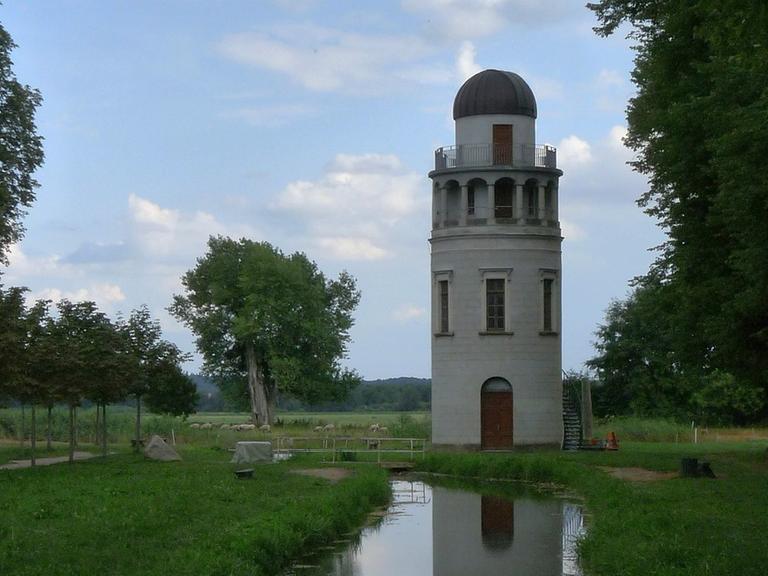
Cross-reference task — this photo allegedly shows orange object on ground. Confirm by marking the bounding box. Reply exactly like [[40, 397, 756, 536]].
[[606, 432, 619, 450]]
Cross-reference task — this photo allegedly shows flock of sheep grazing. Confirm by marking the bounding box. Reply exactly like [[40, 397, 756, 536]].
[[188, 422, 271, 432], [187, 421, 391, 435]]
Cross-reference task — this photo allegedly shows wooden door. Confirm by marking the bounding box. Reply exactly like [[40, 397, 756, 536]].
[[492, 124, 513, 165], [481, 387, 513, 449]]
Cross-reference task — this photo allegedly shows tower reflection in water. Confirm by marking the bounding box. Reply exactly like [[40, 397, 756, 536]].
[[288, 481, 583, 576], [433, 484, 583, 576]]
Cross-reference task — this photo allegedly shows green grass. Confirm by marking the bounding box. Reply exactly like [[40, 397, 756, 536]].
[[418, 441, 768, 576], [0, 447, 389, 576]]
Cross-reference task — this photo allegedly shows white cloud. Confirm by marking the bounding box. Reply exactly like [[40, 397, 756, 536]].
[[6, 245, 71, 278], [607, 125, 630, 155], [393, 304, 426, 323], [456, 41, 481, 81], [217, 25, 436, 94], [128, 194, 258, 262], [557, 135, 593, 168], [314, 237, 390, 261], [402, 0, 583, 39], [29, 283, 126, 311], [272, 153, 423, 260]]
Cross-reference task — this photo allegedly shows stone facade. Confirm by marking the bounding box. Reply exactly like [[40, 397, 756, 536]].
[[429, 69, 564, 449]]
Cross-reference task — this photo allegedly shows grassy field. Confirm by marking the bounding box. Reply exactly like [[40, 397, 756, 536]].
[[0, 408, 432, 450], [3, 412, 768, 575], [0, 446, 389, 576], [419, 440, 768, 576], [594, 416, 768, 443]]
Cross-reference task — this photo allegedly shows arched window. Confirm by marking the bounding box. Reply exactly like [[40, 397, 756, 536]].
[[524, 179, 539, 219], [444, 180, 460, 227], [467, 178, 488, 221], [494, 178, 515, 219]]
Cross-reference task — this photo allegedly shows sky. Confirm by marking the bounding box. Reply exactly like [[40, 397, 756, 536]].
[[1, 1, 664, 379]]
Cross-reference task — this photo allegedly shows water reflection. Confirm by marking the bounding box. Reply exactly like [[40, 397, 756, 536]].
[[283, 480, 584, 576]]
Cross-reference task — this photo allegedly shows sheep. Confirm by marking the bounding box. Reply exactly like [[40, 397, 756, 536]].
[[368, 423, 380, 433], [239, 424, 256, 431], [259, 424, 271, 433], [200, 422, 213, 430], [322, 423, 335, 432], [377, 426, 389, 435], [189, 423, 201, 429], [220, 424, 231, 430], [313, 425, 324, 433]]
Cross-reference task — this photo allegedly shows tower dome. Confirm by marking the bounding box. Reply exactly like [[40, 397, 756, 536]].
[[453, 69, 537, 120]]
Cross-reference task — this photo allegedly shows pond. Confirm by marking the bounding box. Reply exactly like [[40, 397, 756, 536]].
[[283, 478, 585, 576]]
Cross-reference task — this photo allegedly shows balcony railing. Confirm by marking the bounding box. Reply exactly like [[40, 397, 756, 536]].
[[434, 143, 557, 171]]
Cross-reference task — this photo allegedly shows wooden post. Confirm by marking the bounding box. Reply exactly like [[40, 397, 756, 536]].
[[581, 378, 593, 441]]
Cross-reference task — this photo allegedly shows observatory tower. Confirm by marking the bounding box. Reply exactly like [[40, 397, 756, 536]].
[[429, 69, 563, 449]]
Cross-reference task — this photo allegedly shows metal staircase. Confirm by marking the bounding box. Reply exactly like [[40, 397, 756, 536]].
[[562, 378, 582, 451]]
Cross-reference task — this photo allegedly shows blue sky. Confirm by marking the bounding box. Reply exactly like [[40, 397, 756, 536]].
[[2, 1, 663, 379]]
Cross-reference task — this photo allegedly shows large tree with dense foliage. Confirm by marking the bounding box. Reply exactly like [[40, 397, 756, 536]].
[[0, 22, 44, 264], [588, 0, 768, 417], [171, 236, 361, 425]]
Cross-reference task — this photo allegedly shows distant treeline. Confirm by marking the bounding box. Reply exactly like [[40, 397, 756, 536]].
[[193, 375, 431, 413]]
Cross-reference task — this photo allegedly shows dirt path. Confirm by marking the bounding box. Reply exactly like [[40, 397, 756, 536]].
[[291, 467, 353, 483], [0, 451, 97, 470], [598, 466, 677, 482]]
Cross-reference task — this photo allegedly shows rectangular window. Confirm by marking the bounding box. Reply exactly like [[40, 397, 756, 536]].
[[543, 278, 553, 332], [486, 279, 505, 331], [439, 280, 449, 333]]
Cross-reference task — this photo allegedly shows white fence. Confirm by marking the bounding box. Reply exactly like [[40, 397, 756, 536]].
[[274, 436, 427, 463]]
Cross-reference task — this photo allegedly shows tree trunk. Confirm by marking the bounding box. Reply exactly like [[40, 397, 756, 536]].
[[134, 396, 142, 452], [102, 404, 108, 458], [68, 405, 75, 464], [245, 343, 273, 425], [20, 404, 25, 447], [95, 404, 101, 448], [73, 406, 79, 448], [31, 405, 36, 467], [46, 405, 52, 451]]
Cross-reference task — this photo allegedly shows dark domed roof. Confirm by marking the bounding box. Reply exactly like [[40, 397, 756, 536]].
[[453, 69, 537, 120]]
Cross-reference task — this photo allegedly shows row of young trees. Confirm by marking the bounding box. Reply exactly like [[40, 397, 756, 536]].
[[586, 1, 768, 424], [0, 286, 197, 464]]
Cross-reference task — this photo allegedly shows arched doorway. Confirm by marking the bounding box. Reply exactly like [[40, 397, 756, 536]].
[[481, 378, 513, 449]]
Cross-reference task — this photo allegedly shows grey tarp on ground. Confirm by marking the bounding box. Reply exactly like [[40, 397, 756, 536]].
[[144, 435, 182, 461], [231, 441, 273, 464]]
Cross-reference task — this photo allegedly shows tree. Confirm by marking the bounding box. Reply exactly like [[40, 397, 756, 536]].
[[0, 285, 26, 402], [84, 313, 134, 457], [144, 362, 197, 417], [587, 280, 693, 419], [52, 300, 114, 462], [588, 0, 768, 415], [0, 23, 44, 263], [171, 236, 361, 425], [120, 305, 190, 449]]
